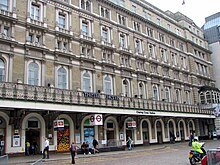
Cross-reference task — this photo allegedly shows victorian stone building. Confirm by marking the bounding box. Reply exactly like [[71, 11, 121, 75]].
[[0, 0, 215, 155]]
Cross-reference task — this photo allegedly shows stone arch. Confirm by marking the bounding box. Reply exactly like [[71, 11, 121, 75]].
[[167, 119, 177, 139], [140, 118, 152, 143], [177, 119, 187, 141], [55, 114, 74, 152], [154, 119, 165, 143], [22, 113, 45, 152], [0, 111, 10, 154], [124, 117, 136, 144], [104, 116, 119, 144], [187, 119, 195, 137]]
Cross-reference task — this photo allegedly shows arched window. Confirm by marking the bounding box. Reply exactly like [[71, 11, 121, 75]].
[[82, 71, 92, 92], [28, 62, 39, 85], [185, 91, 190, 104], [175, 89, 181, 103], [122, 79, 130, 97], [0, 59, 5, 82], [104, 75, 112, 95], [206, 92, 211, 103], [138, 82, 146, 99], [200, 92, 206, 104], [58, 67, 67, 89], [152, 85, 159, 100], [164, 87, 171, 102]]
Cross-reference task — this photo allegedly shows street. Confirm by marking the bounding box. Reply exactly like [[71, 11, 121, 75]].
[[41, 140, 220, 165]]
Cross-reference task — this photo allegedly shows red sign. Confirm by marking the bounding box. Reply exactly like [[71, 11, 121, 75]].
[[90, 115, 94, 122], [127, 121, 136, 128], [96, 115, 102, 122]]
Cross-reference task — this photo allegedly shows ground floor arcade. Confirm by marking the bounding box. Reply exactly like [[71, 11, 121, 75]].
[[0, 110, 214, 156]]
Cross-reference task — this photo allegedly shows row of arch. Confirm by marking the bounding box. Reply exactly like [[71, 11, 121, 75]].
[[0, 111, 195, 154]]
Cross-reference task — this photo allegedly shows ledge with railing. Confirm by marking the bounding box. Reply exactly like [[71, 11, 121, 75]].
[[0, 82, 213, 115]]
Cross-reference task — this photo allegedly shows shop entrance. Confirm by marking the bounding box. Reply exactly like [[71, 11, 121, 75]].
[[25, 129, 40, 155]]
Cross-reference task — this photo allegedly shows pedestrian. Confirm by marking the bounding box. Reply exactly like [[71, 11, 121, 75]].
[[25, 141, 30, 156], [189, 131, 194, 146], [42, 138, 49, 159], [127, 137, 133, 150], [81, 142, 86, 155], [85, 141, 90, 154], [92, 139, 99, 154], [70, 141, 77, 164]]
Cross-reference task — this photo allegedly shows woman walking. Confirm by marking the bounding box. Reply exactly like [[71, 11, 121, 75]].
[[70, 141, 77, 164]]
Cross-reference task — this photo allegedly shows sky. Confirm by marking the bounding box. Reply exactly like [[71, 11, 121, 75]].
[[146, 0, 220, 27]]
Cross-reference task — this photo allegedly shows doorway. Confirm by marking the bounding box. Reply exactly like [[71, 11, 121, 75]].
[[25, 129, 40, 155]]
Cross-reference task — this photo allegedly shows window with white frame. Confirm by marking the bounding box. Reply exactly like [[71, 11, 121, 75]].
[[147, 13, 151, 20], [104, 74, 113, 95], [122, 79, 130, 97], [159, 33, 165, 42], [179, 42, 184, 51], [100, 6, 110, 19], [152, 85, 159, 100], [81, 44, 92, 58], [164, 87, 171, 102], [118, 14, 126, 26], [28, 32, 42, 45], [148, 43, 155, 58], [138, 82, 146, 99], [0, 0, 9, 10], [121, 55, 130, 67], [58, 13, 66, 28], [175, 89, 181, 103], [31, 3, 40, 20], [200, 92, 206, 104], [147, 27, 153, 37], [136, 60, 144, 71], [58, 67, 67, 89], [171, 52, 177, 65], [82, 70, 92, 92], [102, 50, 113, 63], [119, 33, 127, 48], [28, 62, 39, 86], [101, 27, 109, 42], [157, 18, 161, 26], [150, 64, 158, 74], [0, 59, 5, 82], [160, 48, 167, 62], [3, 26, 9, 37], [82, 20, 89, 36], [134, 39, 142, 54], [170, 38, 175, 47], [185, 91, 190, 104], [133, 21, 141, 32], [56, 39, 69, 51], [81, 0, 91, 12]]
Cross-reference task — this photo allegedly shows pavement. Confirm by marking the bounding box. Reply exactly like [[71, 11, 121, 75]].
[[7, 142, 185, 165]]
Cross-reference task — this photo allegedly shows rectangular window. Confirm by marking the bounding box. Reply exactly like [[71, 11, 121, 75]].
[[120, 34, 126, 48], [102, 28, 108, 42], [118, 14, 126, 26], [0, 0, 8, 10], [31, 4, 40, 20], [82, 21, 88, 36], [58, 14, 65, 28]]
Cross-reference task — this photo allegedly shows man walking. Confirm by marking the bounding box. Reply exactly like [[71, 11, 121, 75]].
[[43, 138, 49, 159]]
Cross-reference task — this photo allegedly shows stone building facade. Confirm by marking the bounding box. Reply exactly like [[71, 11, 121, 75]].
[[0, 0, 215, 155]]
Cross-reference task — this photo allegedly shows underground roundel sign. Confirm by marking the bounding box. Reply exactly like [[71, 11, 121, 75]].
[[90, 114, 103, 126]]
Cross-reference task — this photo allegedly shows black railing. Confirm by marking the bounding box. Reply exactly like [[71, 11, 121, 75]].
[[0, 82, 213, 115]]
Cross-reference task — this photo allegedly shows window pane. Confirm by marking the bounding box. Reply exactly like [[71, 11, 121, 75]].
[[28, 62, 39, 85], [83, 72, 91, 92], [0, 59, 5, 82], [58, 68, 67, 89]]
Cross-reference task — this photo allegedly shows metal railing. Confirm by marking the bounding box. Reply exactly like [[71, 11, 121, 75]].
[[0, 82, 213, 115], [0, 155, 8, 165], [31, 158, 43, 165]]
